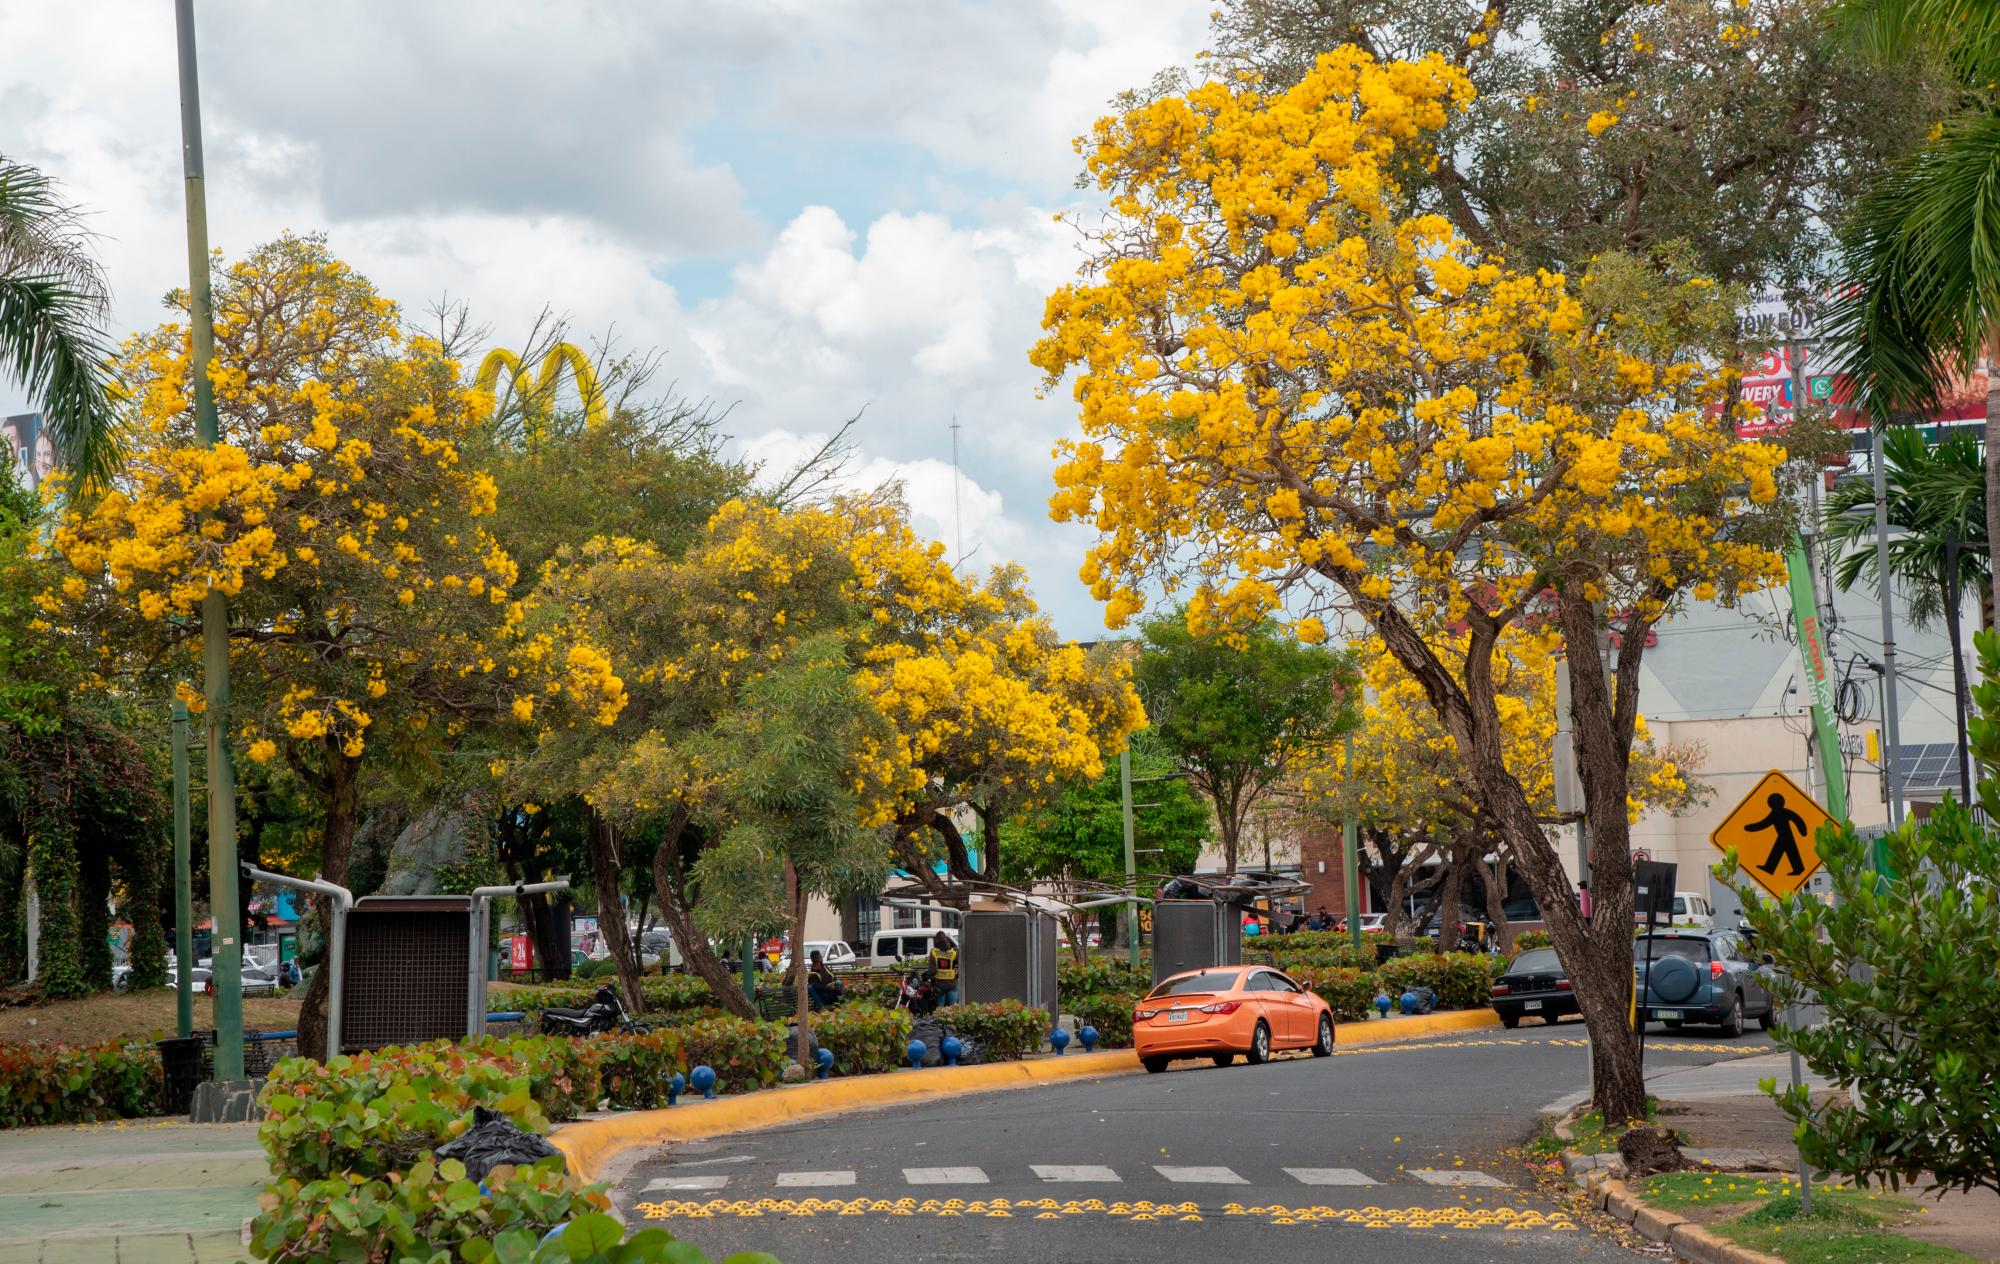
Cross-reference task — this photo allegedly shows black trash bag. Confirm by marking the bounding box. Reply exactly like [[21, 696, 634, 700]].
[[435, 1107, 563, 1182], [1406, 986, 1438, 1015], [908, 1018, 947, 1067]]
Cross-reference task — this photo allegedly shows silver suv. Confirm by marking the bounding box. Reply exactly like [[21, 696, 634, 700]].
[[1635, 931, 1777, 1036]]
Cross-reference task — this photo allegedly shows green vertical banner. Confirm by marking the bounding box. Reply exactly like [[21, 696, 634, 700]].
[[1785, 533, 1848, 820]]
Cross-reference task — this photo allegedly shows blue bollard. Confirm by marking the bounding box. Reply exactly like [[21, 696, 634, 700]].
[[1078, 1025, 1099, 1052], [690, 1065, 718, 1099], [666, 1071, 685, 1106], [940, 1035, 963, 1067], [1399, 990, 1418, 1015], [1049, 1027, 1070, 1056], [1375, 994, 1392, 1018], [816, 1047, 835, 1080], [907, 1039, 927, 1069]]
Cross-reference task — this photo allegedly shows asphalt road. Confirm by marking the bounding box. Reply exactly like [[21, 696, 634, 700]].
[[615, 1018, 1779, 1263]]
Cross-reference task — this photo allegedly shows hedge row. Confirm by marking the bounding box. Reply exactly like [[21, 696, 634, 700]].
[[812, 1004, 913, 1075], [934, 1000, 1050, 1060], [0, 1041, 162, 1129], [1376, 953, 1496, 1011]]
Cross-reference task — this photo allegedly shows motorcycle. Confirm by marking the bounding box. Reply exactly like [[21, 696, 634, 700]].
[[538, 983, 651, 1037], [894, 972, 941, 1018]]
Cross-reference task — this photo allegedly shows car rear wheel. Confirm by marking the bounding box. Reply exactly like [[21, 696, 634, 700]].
[[1313, 1014, 1334, 1057], [1143, 1056, 1171, 1074], [1717, 994, 1744, 1037], [1758, 1007, 1777, 1032], [1498, 1010, 1520, 1029], [1211, 1053, 1235, 1067], [1246, 1021, 1272, 1065]]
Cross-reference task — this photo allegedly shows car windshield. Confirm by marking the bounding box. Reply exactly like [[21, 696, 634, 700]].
[[1672, 897, 1689, 915], [1148, 970, 1242, 998], [1635, 936, 1709, 962], [1508, 948, 1560, 973]]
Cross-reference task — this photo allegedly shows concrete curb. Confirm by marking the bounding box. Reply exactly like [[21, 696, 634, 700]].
[[1580, 1172, 1784, 1264], [553, 1009, 1503, 1185]]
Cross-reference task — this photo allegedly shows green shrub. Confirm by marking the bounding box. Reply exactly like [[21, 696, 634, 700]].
[[1068, 991, 1139, 1048], [935, 1000, 1049, 1060], [1288, 967, 1379, 1023], [0, 1041, 162, 1129], [1512, 930, 1553, 951], [1377, 953, 1493, 1010], [811, 1004, 913, 1075], [677, 1016, 787, 1092], [258, 1035, 598, 1184], [843, 975, 903, 1008], [1056, 958, 1148, 995], [593, 1029, 688, 1110]]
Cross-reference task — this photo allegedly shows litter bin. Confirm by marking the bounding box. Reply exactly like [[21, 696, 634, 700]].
[[155, 1035, 208, 1116], [1374, 942, 1397, 966]]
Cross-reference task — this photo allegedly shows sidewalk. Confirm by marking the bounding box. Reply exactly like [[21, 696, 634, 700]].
[[0, 1120, 265, 1264], [1543, 1049, 1830, 1115]]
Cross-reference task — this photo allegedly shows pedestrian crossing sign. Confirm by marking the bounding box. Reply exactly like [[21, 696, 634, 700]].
[[1709, 769, 1834, 898]]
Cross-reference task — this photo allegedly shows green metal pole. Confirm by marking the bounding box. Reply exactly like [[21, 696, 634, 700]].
[[740, 935, 756, 1003], [172, 701, 193, 1040], [176, 0, 242, 1079], [1343, 733, 1362, 955], [1121, 749, 1139, 969], [1785, 532, 1848, 820]]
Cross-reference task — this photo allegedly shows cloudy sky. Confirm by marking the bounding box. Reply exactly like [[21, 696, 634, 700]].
[[1, 0, 1215, 635]]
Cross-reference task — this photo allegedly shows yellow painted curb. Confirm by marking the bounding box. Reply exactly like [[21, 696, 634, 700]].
[[553, 1008, 1503, 1185]]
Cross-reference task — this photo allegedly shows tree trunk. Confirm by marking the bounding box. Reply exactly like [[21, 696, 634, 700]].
[[1984, 330, 2000, 616], [650, 816, 757, 1020], [1436, 851, 1467, 953], [496, 810, 569, 981], [787, 860, 812, 1067], [26, 770, 83, 999], [1476, 848, 1515, 955], [297, 748, 362, 1062], [1217, 797, 1242, 874], [586, 808, 645, 1014]]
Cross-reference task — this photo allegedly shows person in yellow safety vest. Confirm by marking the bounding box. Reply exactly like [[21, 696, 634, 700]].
[[927, 931, 959, 1006]]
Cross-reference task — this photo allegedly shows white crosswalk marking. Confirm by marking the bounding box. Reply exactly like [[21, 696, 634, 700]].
[[1284, 1167, 1378, 1186], [642, 1174, 730, 1192], [903, 1167, 989, 1184], [1412, 1169, 1509, 1187], [1030, 1164, 1122, 1183], [774, 1171, 856, 1188], [1153, 1165, 1247, 1184]]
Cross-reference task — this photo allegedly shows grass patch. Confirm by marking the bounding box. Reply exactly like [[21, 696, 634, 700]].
[[1551, 1098, 1664, 1155], [0, 988, 302, 1045], [1637, 1176, 1980, 1264], [1722, 1194, 1978, 1263]]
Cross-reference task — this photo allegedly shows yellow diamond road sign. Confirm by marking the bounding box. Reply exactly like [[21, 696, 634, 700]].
[[1709, 769, 1834, 898]]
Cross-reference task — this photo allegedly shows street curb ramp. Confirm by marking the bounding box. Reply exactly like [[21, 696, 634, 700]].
[[552, 1008, 1502, 1186]]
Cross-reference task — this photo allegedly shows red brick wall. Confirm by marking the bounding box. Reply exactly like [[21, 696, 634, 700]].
[[1297, 824, 1369, 922]]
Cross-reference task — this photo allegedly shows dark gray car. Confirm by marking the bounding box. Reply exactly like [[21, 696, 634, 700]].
[[1635, 931, 1776, 1036]]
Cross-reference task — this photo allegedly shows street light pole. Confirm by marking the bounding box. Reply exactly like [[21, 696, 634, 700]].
[[1871, 428, 1905, 828], [172, 700, 193, 1040], [1342, 731, 1362, 954], [1121, 749, 1139, 969], [175, 0, 243, 1080]]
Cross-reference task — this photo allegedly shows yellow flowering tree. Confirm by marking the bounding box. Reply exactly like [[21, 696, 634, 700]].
[[510, 495, 1142, 1015], [1032, 52, 1794, 1118], [38, 236, 625, 1055]]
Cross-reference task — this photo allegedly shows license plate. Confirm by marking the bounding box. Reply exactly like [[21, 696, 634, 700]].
[[1523, 1001, 1542, 1011], [1652, 1009, 1672, 1020], [1168, 1010, 1190, 1024]]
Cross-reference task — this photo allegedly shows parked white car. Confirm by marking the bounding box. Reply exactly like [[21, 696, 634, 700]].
[[781, 940, 858, 972], [867, 927, 958, 967]]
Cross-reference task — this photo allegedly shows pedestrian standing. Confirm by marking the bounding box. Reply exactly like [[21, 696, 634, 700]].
[[926, 931, 959, 1007]]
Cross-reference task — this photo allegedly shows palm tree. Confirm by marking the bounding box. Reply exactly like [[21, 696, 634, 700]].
[[0, 155, 118, 489], [1825, 425, 1991, 799]]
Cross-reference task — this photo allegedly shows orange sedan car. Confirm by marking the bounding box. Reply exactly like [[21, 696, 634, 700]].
[[1133, 965, 1335, 1073]]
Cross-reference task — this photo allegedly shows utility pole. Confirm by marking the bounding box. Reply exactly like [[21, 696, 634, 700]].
[[1871, 427, 1905, 828], [949, 415, 964, 572], [175, 0, 242, 1079], [1342, 730, 1362, 954], [172, 700, 193, 1040], [1120, 749, 1139, 969]]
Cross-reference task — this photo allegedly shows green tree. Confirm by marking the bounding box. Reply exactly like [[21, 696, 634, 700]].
[[1725, 626, 2000, 1197], [1001, 730, 1210, 959], [0, 155, 118, 488], [1825, 424, 1989, 797], [1134, 611, 1356, 873]]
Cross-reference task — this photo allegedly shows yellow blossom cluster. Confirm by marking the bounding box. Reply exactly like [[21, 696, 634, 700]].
[[1032, 47, 1788, 646]]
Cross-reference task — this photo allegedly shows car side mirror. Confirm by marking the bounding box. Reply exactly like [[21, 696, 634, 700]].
[[1760, 953, 1775, 966]]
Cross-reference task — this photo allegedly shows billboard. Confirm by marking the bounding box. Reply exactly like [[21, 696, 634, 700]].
[[1732, 301, 1988, 439]]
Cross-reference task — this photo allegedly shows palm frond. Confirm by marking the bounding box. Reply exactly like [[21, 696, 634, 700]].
[[0, 271, 121, 489], [1820, 115, 2000, 422], [0, 157, 110, 316]]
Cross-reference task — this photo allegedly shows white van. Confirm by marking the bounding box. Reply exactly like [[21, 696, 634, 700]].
[[869, 927, 958, 967], [1670, 892, 1715, 930]]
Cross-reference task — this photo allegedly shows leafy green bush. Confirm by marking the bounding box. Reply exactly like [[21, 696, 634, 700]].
[[842, 975, 903, 1008], [812, 1004, 912, 1075], [248, 1155, 599, 1260], [0, 1041, 162, 1129], [258, 1036, 598, 1184], [1289, 967, 1379, 1023], [1056, 957, 1148, 995], [1377, 953, 1493, 1010], [935, 1000, 1049, 1060], [1512, 930, 1553, 951], [677, 1016, 787, 1092], [593, 1030, 688, 1110], [1068, 991, 1139, 1048]]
